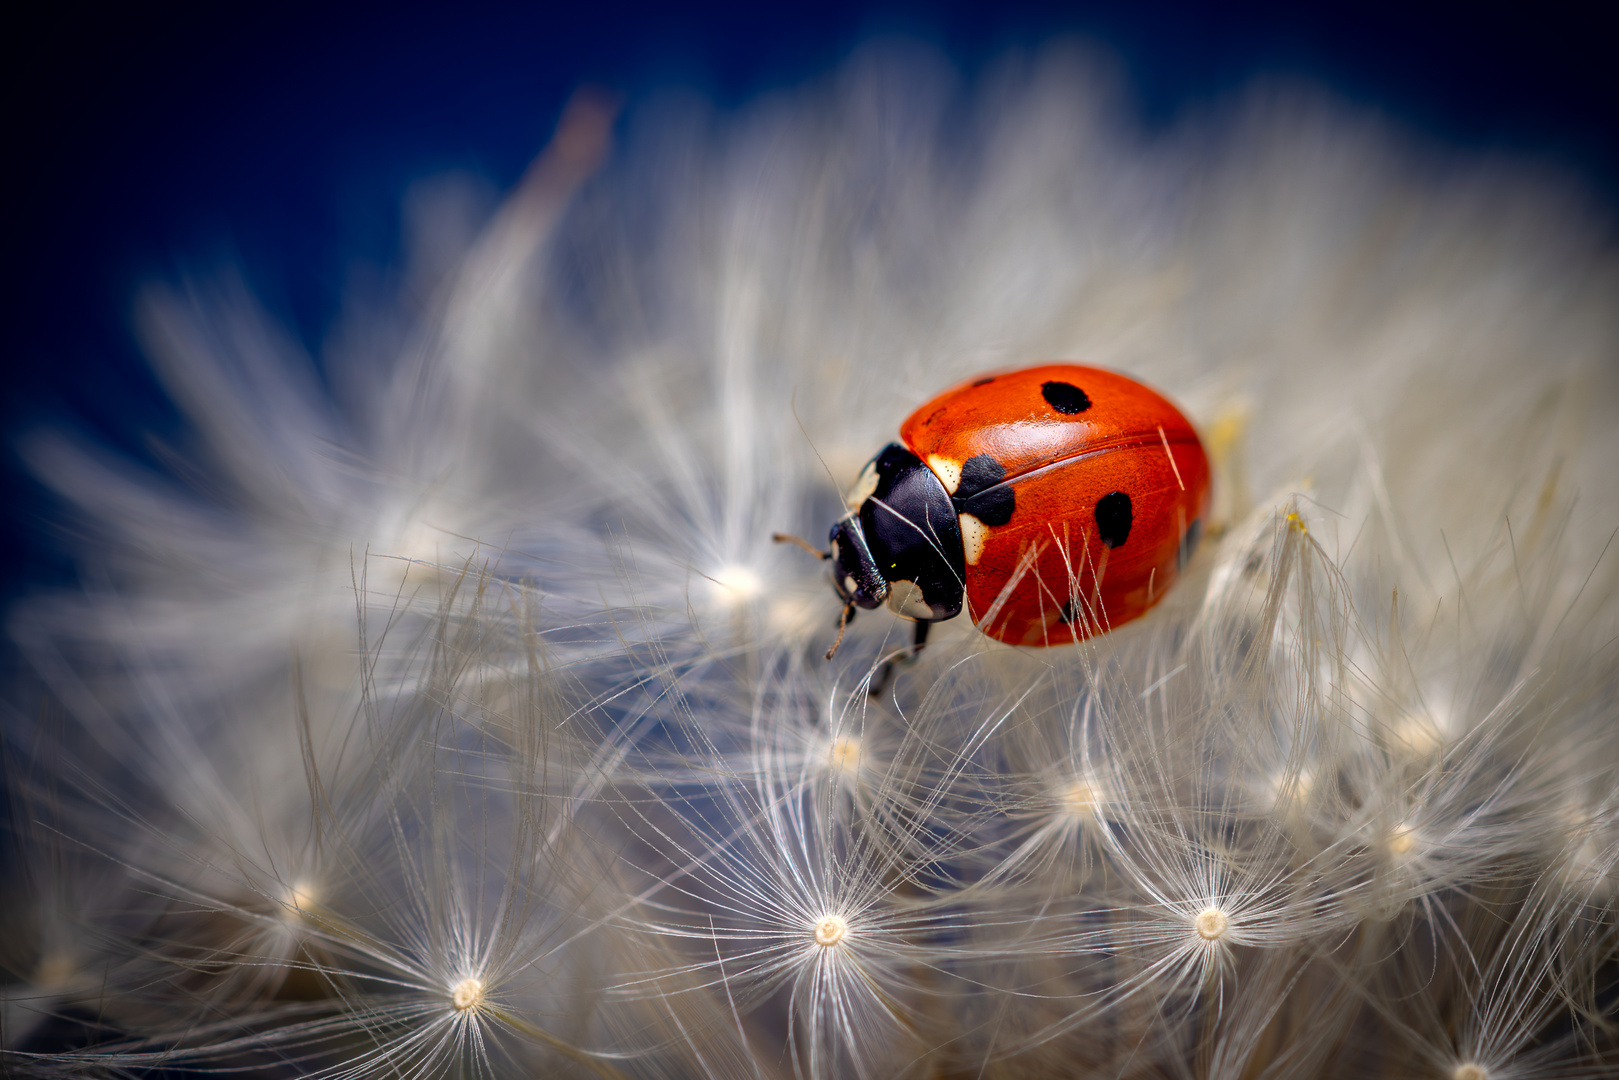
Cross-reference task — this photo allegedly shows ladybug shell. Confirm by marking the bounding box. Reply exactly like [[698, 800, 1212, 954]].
[[900, 364, 1209, 646]]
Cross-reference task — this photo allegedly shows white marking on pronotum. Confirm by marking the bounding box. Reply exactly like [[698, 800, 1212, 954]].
[[927, 454, 962, 494], [960, 513, 989, 565], [885, 579, 934, 620], [1158, 425, 1186, 491], [845, 459, 880, 510]]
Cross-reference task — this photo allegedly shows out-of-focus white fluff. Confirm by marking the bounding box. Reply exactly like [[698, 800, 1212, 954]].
[[5, 43, 1617, 1079]]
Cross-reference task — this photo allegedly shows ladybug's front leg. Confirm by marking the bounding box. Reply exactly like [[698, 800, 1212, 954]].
[[910, 618, 931, 656], [868, 620, 930, 697], [825, 600, 856, 660]]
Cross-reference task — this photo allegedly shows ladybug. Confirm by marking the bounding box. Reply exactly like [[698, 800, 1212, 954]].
[[780, 364, 1209, 666]]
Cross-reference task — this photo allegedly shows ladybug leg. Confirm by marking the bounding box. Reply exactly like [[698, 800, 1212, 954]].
[[825, 601, 856, 661], [910, 618, 931, 656], [869, 656, 897, 697], [867, 620, 931, 697]]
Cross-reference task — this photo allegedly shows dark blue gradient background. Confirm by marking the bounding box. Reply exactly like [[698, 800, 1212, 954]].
[[3, 0, 1615, 610]]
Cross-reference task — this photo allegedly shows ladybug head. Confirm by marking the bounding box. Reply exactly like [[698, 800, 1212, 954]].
[[828, 444, 966, 622], [828, 515, 887, 609]]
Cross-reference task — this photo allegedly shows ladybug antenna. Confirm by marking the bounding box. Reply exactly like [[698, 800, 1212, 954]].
[[787, 387, 848, 498], [825, 601, 856, 660], [773, 532, 830, 560]]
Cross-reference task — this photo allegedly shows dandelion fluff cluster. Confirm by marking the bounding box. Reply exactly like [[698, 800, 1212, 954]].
[[6, 44, 1619, 1079]]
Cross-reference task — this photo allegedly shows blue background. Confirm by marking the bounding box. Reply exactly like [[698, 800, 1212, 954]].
[[3, 0, 1615, 609]]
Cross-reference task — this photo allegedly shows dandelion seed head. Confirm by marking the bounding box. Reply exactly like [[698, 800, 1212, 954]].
[[1452, 1063, 1488, 1080], [827, 735, 862, 778], [709, 563, 761, 605], [812, 914, 849, 947], [1559, 833, 1618, 898], [279, 879, 318, 921], [1266, 768, 1313, 811], [451, 976, 486, 1012], [34, 951, 79, 992], [766, 587, 823, 633], [1056, 778, 1102, 821], [1391, 714, 1445, 758], [1194, 907, 1231, 941], [1388, 688, 1461, 759], [1387, 821, 1419, 858], [374, 516, 481, 588]]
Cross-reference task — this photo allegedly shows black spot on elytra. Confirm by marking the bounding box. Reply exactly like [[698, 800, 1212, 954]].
[[962, 486, 1015, 527], [1042, 380, 1091, 415], [972, 376, 996, 386], [1057, 599, 1078, 625], [955, 454, 1004, 499], [1177, 518, 1203, 570], [1095, 491, 1132, 548], [952, 454, 1015, 526]]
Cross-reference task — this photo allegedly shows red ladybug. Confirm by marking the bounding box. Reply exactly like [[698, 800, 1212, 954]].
[[786, 365, 1209, 660]]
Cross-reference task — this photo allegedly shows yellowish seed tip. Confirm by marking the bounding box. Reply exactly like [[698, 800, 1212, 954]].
[[1058, 779, 1100, 818], [813, 915, 848, 947], [710, 565, 761, 604], [1388, 823, 1417, 856], [282, 879, 318, 918], [1194, 907, 1229, 941], [1560, 836, 1618, 896], [766, 590, 820, 633], [451, 977, 485, 1011], [1391, 716, 1443, 757], [1205, 407, 1248, 462], [828, 736, 861, 776], [1270, 769, 1312, 809], [1453, 1064, 1488, 1080], [35, 951, 77, 991], [1285, 511, 1308, 533]]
